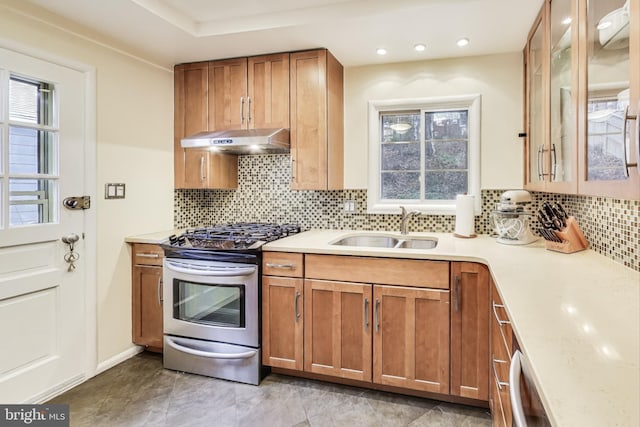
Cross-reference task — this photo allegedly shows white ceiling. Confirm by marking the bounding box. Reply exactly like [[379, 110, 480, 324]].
[[26, 0, 544, 68]]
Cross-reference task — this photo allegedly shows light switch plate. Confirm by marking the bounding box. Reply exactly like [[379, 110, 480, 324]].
[[105, 183, 126, 199]]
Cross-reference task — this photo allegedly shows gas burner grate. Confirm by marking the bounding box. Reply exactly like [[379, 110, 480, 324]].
[[168, 223, 302, 251]]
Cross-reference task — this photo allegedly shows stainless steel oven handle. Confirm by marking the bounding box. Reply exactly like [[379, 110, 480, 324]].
[[165, 260, 256, 277], [166, 337, 257, 360], [509, 349, 527, 427]]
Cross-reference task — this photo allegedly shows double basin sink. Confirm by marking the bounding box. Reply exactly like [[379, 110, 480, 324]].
[[331, 234, 438, 250]]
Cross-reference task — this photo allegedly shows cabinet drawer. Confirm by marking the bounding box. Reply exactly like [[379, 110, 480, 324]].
[[492, 291, 513, 358], [263, 252, 304, 277], [132, 244, 164, 266], [305, 254, 449, 289]]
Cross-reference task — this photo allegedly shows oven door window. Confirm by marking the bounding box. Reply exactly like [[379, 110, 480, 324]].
[[173, 279, 245, 328]]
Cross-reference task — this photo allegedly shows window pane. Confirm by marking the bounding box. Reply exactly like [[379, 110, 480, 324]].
[[425, 140, 468, 169], [9, 126, 56, 174], [425, 110, 467, 140], [9, 178, 55, 226], [381, 172, 420, 199], [9, 77, 54, 126], [424, 171, 468, 200], [382, 142, 420, 170], [381, 112, 420, 142]]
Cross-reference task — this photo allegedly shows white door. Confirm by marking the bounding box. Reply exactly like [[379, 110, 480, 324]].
[[0, 47, 93, 403]]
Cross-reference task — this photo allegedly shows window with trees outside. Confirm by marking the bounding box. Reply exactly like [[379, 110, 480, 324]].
[[367, 95, 481, 214]]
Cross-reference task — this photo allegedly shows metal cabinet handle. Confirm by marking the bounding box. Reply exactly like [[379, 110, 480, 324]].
[[200, 155, 206, 181], [492, 357, 509, 391], [240, 97, 245, 124], [374, 298, 380, 333], [623, 106, 638, 177], [265, 263, 295, 269], [537, 145, 544, 180], [492, 302, 511, 326], [294, 291, 300, 322], [363, 297, 369, 330], [550, 143, 557, 181], [136, 253, 160, 259], [157, 276, 163, 306], [247, 96, 251, 123], [454, 275, 460, 312]]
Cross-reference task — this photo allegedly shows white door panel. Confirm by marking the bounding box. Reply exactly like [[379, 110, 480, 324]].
[[0, 47, 90, 403]]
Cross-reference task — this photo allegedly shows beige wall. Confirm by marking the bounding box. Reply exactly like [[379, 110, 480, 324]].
[[0, 1, 174, 364], [344, 52, 524, 189]]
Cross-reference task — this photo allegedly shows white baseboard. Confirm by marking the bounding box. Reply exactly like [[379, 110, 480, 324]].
[[95, 345, 144, 375]]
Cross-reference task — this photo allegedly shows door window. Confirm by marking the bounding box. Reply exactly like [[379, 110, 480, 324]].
[[1, 74, 58, 227]]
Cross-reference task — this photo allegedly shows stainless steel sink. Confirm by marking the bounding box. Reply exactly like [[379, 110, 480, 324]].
[[330, 234, 438, 249], [332, 235, 400, 248], [396, 238, 438, 249]]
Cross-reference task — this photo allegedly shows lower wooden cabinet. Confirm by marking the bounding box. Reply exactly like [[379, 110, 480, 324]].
[[373, 285, 450, 394], [262, 276, 304, 370], [131, 244, 164, 352], [490, 277, 513, 426], [450, 262, 490, 401], [304, 279, 372, 381]]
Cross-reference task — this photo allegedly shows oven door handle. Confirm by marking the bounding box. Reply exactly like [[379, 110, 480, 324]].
[[165, 260, 257, 277], [165, 337, 257, 360], [509, 349, 528, 427]]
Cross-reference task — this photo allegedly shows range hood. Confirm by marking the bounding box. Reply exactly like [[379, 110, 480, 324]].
[[181, 128, 289, 154]]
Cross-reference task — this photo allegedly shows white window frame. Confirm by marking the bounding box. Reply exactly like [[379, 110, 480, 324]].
[[367, 94, 481, 215]]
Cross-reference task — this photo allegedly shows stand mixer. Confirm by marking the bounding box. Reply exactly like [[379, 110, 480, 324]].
[[490, 190, 538, 245]]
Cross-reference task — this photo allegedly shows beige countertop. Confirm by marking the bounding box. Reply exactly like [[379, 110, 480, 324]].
[[125, 230, 183, 244], [264, 229, 640, 427]]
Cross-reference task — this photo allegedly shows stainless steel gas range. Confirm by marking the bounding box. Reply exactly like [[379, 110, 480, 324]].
[[161, 223, 300, 385]]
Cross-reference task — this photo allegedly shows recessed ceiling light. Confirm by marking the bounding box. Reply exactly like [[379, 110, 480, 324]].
[[562, 17, 572, 25], [414, 44, 426, 52], [376, 48, 387, 55], [457, 37, 469, 47]]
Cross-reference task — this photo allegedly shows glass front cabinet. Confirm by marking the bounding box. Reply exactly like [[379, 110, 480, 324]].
[[524, 0, 639, 199]]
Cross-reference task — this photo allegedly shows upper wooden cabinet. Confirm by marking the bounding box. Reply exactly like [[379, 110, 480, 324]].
[[209, 54, 289, 131], [174, 62, 238, 189], [524, 0, 639, 199], [290, 49, 344, 190]]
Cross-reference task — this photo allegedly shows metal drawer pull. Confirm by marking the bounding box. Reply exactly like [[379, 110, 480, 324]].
[[492, 302, 511, 325], [157, 277, 163, 306], [492, 357, 509, 391], [247, 97, 251, 123], [537, 145, 544, 180], [137, 253, 160, 258], [294, 291, 300, 322], [550, 143, 557, 181], [363, 297, 369, 330], [265, 263, 295, 269], [240, 97, 245, 123], [374, 298, 380, 333], [166, 337, 257, 359], [623, 106, 638, 177], [453, 275, 460, 312]]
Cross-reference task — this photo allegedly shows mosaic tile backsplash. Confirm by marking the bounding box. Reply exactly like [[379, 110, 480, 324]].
[[175, 154, 639, 271]]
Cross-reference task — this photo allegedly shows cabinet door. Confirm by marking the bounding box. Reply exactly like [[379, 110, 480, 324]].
[[525, 4, 549, 191], [183, 149, 238, 189], [578, 0, 640, 199], [262, 276, 303, 370], [209, 58, 248, 131], [450, 262, 490, 401], [174, 63, 208, 188], [132, 265, 163, 351], [248, 53, 290, 129], [548, 0, 578, 193], [373, 285, 450, 394], [304, 280, 372, 381]]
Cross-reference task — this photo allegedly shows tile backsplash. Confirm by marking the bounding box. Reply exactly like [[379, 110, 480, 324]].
[[175, 154, 639, 271]]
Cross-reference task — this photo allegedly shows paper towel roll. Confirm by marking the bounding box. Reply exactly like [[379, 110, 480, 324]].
[[454, 194, 476, 238]]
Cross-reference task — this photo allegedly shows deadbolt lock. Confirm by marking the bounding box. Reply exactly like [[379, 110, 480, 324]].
[[63, 196, 91, 210]]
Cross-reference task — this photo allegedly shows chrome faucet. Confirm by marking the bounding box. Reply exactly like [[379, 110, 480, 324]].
[[400, 206, 420, 235]]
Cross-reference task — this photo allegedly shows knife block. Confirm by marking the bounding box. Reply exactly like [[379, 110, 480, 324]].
[[545, 216, 589, 254]]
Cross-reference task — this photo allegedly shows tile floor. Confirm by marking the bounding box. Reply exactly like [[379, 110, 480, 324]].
[[49, 352, 492, 427]]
